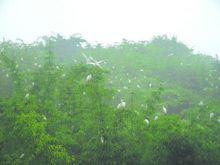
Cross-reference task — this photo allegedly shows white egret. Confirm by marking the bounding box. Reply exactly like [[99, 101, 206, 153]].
[[82, 53, 104, 68], [20, 153, 25, 159], [144, 119, 150, 125], [163, 106, 167, 114], [86, 74, 92, 82], [117, 99, 126, 109], [198, 101, 204, 106], [101, 136, 104, 143], [210, 112, 214, 119], [25, 93, 29, 98]]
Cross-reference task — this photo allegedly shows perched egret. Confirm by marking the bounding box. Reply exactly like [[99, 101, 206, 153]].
[[43, 115, 47, 120], [198, 101, 204, 106], [137, 84, 140, 88], [117, 99, 126, 109], [149, 83, 152, 88], [163, 106, 167, 114], [123, 86, 128, 89], [86, 74, 92, 82], [144, 119, 150, 125], [25, 93, 29, 98], [101, 136, 104, 143], [154, 116, 158, 120], [0, 47, 4, 53], [210, 112, 214, 119], [20, 153, 25, 159]]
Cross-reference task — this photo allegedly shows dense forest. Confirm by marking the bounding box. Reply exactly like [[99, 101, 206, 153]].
[[0, 34, 220, 164]]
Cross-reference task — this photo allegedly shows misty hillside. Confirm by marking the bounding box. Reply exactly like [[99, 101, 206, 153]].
[[0, 35, 220, 164]]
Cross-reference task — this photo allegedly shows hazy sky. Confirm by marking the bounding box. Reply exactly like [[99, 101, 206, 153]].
[[0, 0, 220, 55]]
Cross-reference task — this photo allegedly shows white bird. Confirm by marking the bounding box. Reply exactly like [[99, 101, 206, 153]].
[[0, 47, 4, 53], [128, 79, 131, 83], [154, 116, 158, 120], [162, 106, 167, 114], [20, 57, 24, 61], [100, 136, 104, 143], [149, 83, 152, 88], [25, 93, 29, 98], [20, 153, 25, 159], [117, 99, 126, 109], [137, 84, 140, 88], [210, 112, 214, 119], [144, 119, 150, 125], [140, 69, 144, 72], [86, 74, 92, 82], [43, 115, 47, 120], [123, 86, 128, 89], [82, 53, 104, 68], [198, 101, 204, 106]]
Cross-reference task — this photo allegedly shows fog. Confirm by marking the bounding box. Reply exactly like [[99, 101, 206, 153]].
[[0, 0, 220, 56]]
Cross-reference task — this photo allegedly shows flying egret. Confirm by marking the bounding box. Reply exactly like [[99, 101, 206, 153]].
[[82, 53, 104, 68]]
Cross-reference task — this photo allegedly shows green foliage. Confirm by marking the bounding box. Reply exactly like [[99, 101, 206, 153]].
[[0, 35, 220, 164]]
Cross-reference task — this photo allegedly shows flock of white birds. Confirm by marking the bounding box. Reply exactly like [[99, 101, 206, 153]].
[[1, 48, 220, 126]]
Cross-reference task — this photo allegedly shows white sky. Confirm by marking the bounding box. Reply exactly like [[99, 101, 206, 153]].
[[0, 0, 220, 56]]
